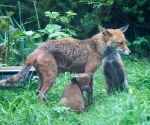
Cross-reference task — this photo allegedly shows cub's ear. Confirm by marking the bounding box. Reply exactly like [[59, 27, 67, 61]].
[[98, 25, 112, 36], [71, 77, 78, 83], [119, 25, 129, 33], [85, 86, 92, 93]]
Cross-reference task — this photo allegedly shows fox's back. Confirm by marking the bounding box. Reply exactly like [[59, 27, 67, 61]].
[[36, 38, 89, 72]]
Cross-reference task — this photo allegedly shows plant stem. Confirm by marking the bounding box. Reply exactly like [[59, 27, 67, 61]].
[[7, 24, 10, 66], [32, 0, 41, 30], [18, 2, 22, 28], [32, 0, 43, 42]]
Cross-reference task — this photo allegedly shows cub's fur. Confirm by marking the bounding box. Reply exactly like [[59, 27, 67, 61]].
[[59, 72, 93, 113], [102, 44, 128, 93], [0, 25, 130, 104]]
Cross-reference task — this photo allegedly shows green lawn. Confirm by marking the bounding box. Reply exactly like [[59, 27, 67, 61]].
[[0, 56, 150, 125]]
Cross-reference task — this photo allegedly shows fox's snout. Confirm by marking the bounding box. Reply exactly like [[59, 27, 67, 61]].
[[117, 46, 131, 55], [122, 49, 131, 55], [123, 45, 131, 55]]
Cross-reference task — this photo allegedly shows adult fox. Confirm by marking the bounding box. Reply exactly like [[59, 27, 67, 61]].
[[0, 25, 131, 105]]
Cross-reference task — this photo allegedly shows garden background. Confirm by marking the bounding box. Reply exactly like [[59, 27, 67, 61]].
[[0, 0, 150, 125]]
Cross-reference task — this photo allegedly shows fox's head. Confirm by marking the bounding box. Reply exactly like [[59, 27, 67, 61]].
[[71, 72, 93, 92], [98, 25, 131, 55]]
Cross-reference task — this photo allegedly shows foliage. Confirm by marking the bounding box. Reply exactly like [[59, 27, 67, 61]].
[[36, 11, 76, 40], [80, 0, 113, 8], [2, 0, 150, 57], [126, 36, 150, 59], [0, 13, 39, 66], [1, 0, 150, 61], [0, 12, 14, 65], [132, 37, 150, 57], [0, 2, 77, 66], [0, 57, 150, 124]]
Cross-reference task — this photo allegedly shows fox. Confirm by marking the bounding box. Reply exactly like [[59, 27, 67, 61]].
[[0, 24, 131, 105], [102, 42, 128, 93], [59, 72, 93, 113]]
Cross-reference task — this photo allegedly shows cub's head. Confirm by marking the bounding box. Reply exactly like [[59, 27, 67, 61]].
[[98, 25, 131, 55], [71, 72, 93, 92]]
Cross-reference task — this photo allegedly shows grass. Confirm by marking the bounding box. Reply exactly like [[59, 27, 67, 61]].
[[0, 56, 150, 125]]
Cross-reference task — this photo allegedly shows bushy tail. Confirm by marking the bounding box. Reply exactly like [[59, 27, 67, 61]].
[[0, 64, 31, 87]]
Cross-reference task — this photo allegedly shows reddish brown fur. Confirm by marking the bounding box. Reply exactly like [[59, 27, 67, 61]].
[[0, 25, 130, 105], [59, 72, 93, 113]]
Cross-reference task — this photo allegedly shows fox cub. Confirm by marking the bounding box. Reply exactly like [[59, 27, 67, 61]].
[[102, 42, 128, 93], [59, 72, 93, 113]]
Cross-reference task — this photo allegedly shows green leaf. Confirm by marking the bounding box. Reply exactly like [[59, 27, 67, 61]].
[[47, 29, 55, 33], [133, 41, 141, 45], [0, 21, 9, 32], [126, 40, 131, 46], [48, 31, 63, 39], [66, 10, 77, 17], [46, 24, 61, 30], [12, 29, 25, 40], [60, 16, 69, 23], [45, 11, 60, 19], [44, 11, 51, 17], [137, 16, 145, 23], [138, 0, 147, 6], [51, 12, 60, 19], [6, 11, 15, 17]]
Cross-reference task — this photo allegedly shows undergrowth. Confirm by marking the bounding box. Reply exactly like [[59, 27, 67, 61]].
[[0, 56, 150, 125]]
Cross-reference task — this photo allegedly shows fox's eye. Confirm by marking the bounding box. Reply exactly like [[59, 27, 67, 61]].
[[119, 42, 123, 45]]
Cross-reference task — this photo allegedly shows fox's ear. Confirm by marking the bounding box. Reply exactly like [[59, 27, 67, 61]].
[[119, 25, 129, 33], [98, 25, 112, 36], [85, 86, 91, 92], [71, 77, 78, 83]]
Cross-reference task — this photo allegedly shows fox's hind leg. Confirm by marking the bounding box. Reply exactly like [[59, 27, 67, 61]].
[[118, 68, 128, 91], [118, 68, 125, 84], [123, 80, 128, 88], [35, 52, 57, 102], [121, 79, 128, 91], [104, 77, 113, 94], [35, 70, 43, 95]]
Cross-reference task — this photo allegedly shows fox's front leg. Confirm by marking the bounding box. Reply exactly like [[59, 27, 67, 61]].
[[103, 67, 113, 93], [103, 67, 112, 79], [102, 61, 113, 93], [85, 53, 100, 105], [87, 78, 93, 105]]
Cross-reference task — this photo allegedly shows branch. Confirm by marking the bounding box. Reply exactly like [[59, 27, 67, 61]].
[[56, 20, 82, 31]]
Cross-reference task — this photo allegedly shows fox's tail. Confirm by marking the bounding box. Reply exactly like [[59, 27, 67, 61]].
[[0, 64, 31, 87]]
